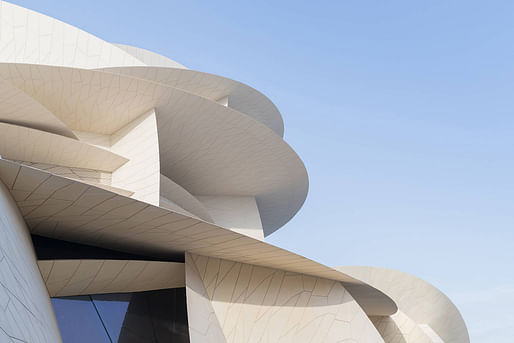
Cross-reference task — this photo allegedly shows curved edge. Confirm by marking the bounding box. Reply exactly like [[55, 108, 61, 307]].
[[336, 266, 470, 343], [0, 122, 128, 172], [97, 66, 285, 137], [0, 179, 62, 342], [114, 43, 188, 69], [0, 77, 77, 139], [0, 1, 145, 69], [160, 174, 214, 223], [341, 281, 398, 317], [38, 259, 185, 297], [0, 63, 306, 235]]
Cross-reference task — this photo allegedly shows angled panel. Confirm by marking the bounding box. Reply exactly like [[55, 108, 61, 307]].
[[0, 63, 306, 234], [0, 122, 128, 172], [110, 109, 161, 205], [185, 253, 385, 343], [0, 77, 77, 138], [99, 66, 285, 136], [0, 180, 62, 342], [160, 174, 213, 222], [337, 266, 470, 343], [39, 259, 184, 297]]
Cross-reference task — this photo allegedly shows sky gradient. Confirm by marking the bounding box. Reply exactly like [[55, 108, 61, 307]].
[[10, 1, 514, 341]]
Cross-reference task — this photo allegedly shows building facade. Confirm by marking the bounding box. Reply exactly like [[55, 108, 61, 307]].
[[0, 2, 469, 342]]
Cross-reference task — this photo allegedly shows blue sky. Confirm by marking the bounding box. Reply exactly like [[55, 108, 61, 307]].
[[10, 0, 514, 341]]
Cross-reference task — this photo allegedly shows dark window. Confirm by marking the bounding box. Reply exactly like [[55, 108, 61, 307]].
[[52, 288, 190, 343]]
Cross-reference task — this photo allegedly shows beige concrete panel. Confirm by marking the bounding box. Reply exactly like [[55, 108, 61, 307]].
[[0, 160, 363, 284], [370, 311, 434, 343], [185, 253, 385, 343], [196, 195, 264, 240], [159, 196, 199, 219], [0, 160, 397, 317], [73, 131, 111, 148], [0, 122, 128, 172], [111, 109, 160, 205], [38, 259, 184, 297], [0, 1, 145, 69], [0, 180, 62, 342], [0, 77, 76, 138], [12, 161, 134, 197], [185, 253, 227, 343], [114, 44, 187, 69], [161, 174, 213, 222], [99, 66, 284, 136], [0, 63, 306, 234], [337, 266, 470, 343]]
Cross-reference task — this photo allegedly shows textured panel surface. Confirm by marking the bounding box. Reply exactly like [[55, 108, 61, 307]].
[[0, 1, 144, 68], [160, 174, 213, 222], [0, 62, 306, 234], [186, 253, 384, 343], [0, 122, 128, 172], [337, 266, 469, 343], [39, 259, 185, 297], [0, 180, 61, 342], [99, 66, 284, 136], [370, 311, 433, 343], [186, 254, 227, 343], [111, 109, 160, 205]]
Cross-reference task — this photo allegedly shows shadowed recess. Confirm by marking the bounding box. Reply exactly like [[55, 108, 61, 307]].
[[32, 235, 185, 262]]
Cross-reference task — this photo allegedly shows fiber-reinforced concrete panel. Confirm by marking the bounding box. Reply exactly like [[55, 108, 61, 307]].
[[185, 253, 384, 343], [0, 181, 61, 342]]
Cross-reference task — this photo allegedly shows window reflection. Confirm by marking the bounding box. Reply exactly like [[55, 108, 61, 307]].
[[52, 288, 189, 343]]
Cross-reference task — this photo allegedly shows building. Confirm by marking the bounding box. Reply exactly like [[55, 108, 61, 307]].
[[0, 1, 469, 342]]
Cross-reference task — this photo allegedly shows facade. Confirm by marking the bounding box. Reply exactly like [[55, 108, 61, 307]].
[[0, 2, 469, 342]]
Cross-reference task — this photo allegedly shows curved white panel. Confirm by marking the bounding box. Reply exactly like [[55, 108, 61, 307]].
[[115, 44, 187, 69], [160, 174, 213, 222], [0, 63, 307, 234], [185, 253, 385, 343], [0, 77, 76, 138], [99, 66, 285, 136], [0, 122, 128, 172], [0, 159, 396, 318], [0, 180, 62, 343], [0, 1, 145, 69], [0, 160, 352, 282], [38, 259, 184, 297], [337, 266, 470, 343]]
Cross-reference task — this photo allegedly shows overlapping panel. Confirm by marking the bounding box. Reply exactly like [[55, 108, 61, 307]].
[[337, 266, 469, 343], [185, 253, 385, 343], [160, 174, 213, 222], [99, 66, 285, 136], [115, 44, 188, 69], [370, 311, 434, 343], [38, 260, 184, 297], [13, 161, 133, 197], [0, 77, 76, 138], [0, 1, 145, 69], [0, 63, 306, 234], [0, 122, 128, 172], [196, 195, 264, 240], [0, 158, 394, 313]]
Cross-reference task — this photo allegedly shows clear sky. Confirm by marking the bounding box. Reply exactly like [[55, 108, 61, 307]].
[[9, 0, 513, 341]]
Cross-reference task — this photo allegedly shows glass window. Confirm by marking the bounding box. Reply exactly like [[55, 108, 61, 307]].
[[52, 288, 189, 343]]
